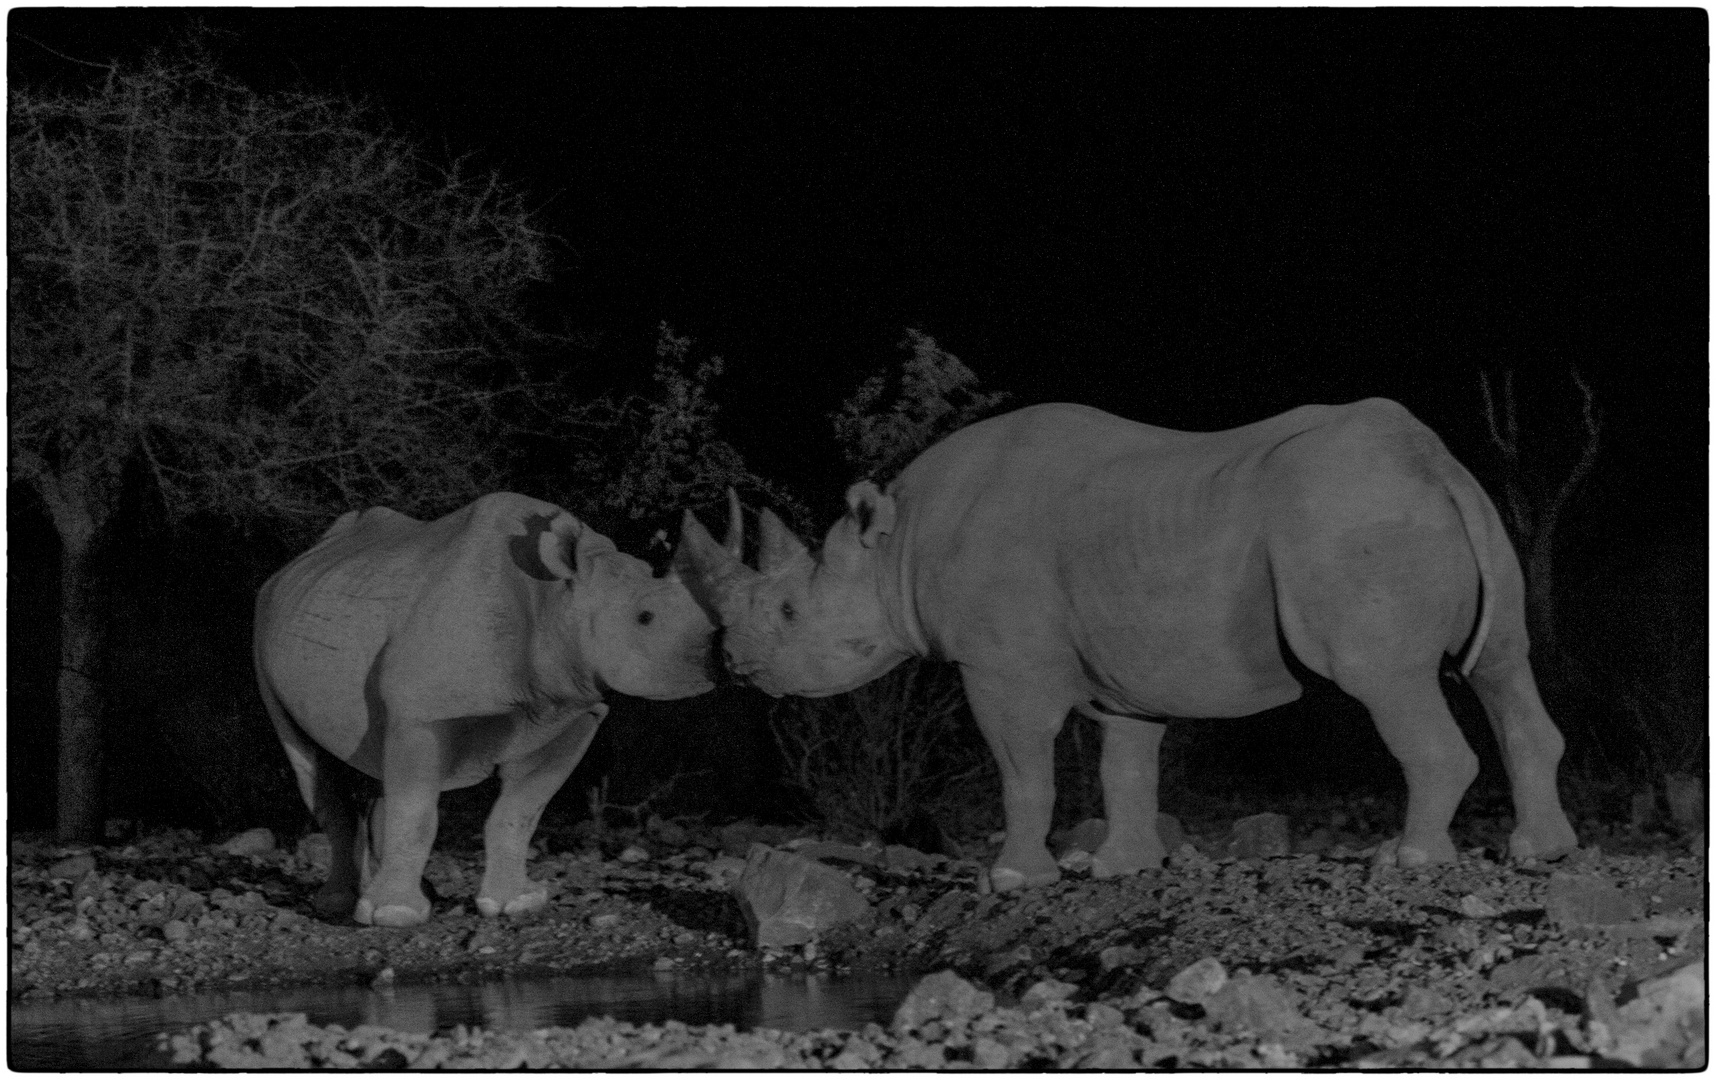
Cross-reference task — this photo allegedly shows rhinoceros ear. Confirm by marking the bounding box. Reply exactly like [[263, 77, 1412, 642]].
[[506, 511, 581, 582], [758, 509, 811, 574], [844, 480, 897, 549]]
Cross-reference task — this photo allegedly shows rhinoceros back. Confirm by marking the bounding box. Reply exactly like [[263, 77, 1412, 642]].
[[881, 400, 1485, 719]]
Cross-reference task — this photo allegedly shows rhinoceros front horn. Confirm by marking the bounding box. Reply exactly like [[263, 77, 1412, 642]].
[[673, 491, 754, 621]]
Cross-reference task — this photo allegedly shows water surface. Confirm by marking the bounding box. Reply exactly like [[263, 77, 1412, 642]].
[[10, 970, 920, 1070]]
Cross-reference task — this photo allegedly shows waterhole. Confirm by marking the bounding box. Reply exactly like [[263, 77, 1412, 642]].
[[10, 969, 921, 1070]]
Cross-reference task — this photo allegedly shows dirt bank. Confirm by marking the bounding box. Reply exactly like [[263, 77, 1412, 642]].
[[12, 790, 1706, 1068]]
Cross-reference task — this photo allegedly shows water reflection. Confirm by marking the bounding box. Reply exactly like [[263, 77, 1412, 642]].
[[10, 970, 918, 1071]]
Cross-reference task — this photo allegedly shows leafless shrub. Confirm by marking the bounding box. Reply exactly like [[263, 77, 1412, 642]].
[[769, 658, 995, 839]]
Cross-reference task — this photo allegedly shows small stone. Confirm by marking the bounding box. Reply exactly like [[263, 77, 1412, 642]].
[[295, 833, 332, 873], [1058, 848, 1093, 872], [1401, 985, 1450, 1019], [1021, 978, 1079, 1008], [1100, 944, 1145, 971], [972, 1037, 1011, 1069], [1204, 973, 1315, 1040], [67, 919, 95, 942], [370, 966, 395, 988], [1085, 1001, 1126, 1028], [1167, 957, 1228, 1004], [48, 853, 96, 882], [162, 920, 190, 943], [589, 913, 622, 929], [616, 844, 650, 864], [653, 956, 676, 971], [217, 828, 276, 857], [1459, 893, 1500, 919], [883, 844, 942, 870], [647, 816, 690, 847]]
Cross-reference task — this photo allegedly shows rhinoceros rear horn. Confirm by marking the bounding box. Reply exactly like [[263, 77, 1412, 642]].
[[723, 487, 743, 559], [758, 509, 812, 574]]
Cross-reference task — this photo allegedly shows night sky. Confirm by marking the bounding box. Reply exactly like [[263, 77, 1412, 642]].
[[10, 8, 1708, 574]]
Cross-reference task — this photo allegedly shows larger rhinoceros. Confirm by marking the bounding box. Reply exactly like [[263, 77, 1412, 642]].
[[677, 400, 1578, 892], [255, 491, 735, 926]]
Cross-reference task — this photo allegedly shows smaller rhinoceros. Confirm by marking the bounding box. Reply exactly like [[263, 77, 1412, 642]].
[[254, 491, 735, 927], [676, 400, 1579, 892]]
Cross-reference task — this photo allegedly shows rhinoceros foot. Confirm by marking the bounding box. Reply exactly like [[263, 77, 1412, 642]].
[[990, 864, 1062, 893], [312, 884, 358, 920], [353, 895, 430, 928], [1090, 848, 1164, 880], [1370, 836, 1459, 869], [1507, 818, 1579, 863], [476, 888, 548, 918]]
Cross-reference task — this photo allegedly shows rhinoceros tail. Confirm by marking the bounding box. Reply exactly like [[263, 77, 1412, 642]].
[[1438, 459, 1500, 677]]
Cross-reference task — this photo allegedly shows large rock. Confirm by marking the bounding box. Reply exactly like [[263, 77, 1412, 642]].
[[892, 970, 995, 1032], [1545, 872, 1640, 927], [218, 828, 276, 857], [1166, 957, 1228, 1004], [1204, 973, 1318, 1042], [1225, 813, 1290, 859], [47, 853, 96, 882], [1590, 961, 1706, 1068], [732, 844, 870, 948]]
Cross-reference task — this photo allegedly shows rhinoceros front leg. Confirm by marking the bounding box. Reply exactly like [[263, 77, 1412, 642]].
[[1089, 713, 1168, 878], [962, 673, 1070, 893], [354, 720, 441, 928], [477, 705, 607, 918]]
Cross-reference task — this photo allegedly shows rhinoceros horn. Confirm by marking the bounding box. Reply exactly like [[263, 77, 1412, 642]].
[[758, 509, 811, 574], [673, 489, 751, 618]]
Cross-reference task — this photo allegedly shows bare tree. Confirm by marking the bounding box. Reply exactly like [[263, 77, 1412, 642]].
[[1478, 368, 1602, 661], [10, 53, 553, 838]]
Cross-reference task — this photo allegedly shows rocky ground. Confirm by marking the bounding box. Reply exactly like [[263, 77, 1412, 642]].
[[11, 784, 1707, 1068]]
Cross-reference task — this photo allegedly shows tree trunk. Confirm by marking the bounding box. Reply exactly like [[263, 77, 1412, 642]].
[[55, 530, 110, 841]]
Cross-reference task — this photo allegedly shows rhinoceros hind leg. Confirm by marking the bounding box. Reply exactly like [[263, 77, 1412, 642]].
[[1339, 667, 1477, 869], [1089, 715, 1168, 878], [963, 674, 1072, 894], [261, 695, 367, 920], [1467, 647, 1579, 862], [478, 708, 606, 918]]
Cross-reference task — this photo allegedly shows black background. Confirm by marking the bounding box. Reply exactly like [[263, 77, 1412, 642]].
[[8, 8, 1707, 830]]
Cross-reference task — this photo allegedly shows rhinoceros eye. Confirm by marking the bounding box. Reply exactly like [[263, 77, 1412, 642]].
[[637, 610, 654, 626], [780, 600, 796, 623]]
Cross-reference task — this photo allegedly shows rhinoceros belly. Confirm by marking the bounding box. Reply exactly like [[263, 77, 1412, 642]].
[[1066, 532, 1303, 719]]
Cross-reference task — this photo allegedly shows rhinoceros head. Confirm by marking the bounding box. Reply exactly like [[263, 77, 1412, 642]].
[[533, 510, 720, 700], [675, 482, 910, 697]]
